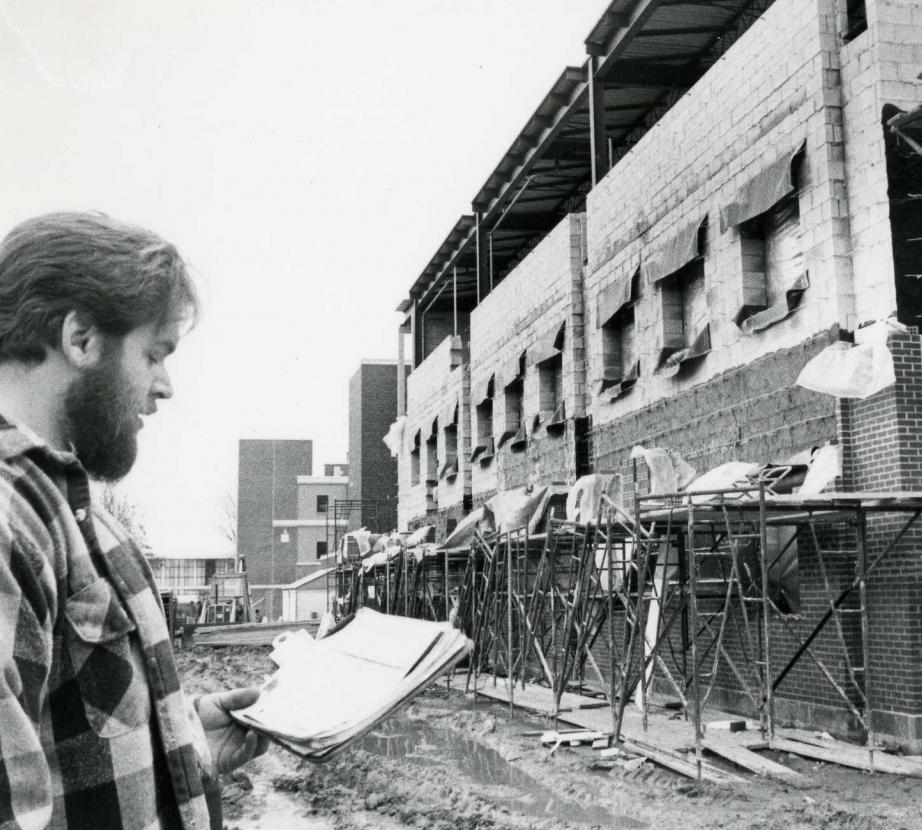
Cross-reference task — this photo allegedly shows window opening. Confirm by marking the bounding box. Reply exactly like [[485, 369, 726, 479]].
[[722, 144, 809, 333], [316, 494, 329, 514], [599, 268, 640, 399], [499, 352, 526, 450], [440, 403, 459, 481], [410, 429, 421, 486], [843, 0, 867, 42], [425, 418, 438, 485], [471, 375, 495, 465], [657, 220, 711, 374]]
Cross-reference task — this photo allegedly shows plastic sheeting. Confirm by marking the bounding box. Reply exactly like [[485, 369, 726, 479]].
[[796, 320, 899, 399], [596, 269, 637, 327], [719, 141, 805, 232], [404, 525, 434, 548], [631, 445, 697, 495], [644, 216, 706, 286], [566, 474, 623, 523], [383, 415, 406, 458], [486, 485, 550, 535], [532, 321, 565, 365], [685, 461, 761, 501]]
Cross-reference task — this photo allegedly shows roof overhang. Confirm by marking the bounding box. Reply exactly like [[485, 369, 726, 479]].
[[399, 0, 777, 313]]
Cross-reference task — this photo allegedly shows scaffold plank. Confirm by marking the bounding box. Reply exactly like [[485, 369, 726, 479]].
[[702, 733, 807, 785], [770, 737, 922, 777]]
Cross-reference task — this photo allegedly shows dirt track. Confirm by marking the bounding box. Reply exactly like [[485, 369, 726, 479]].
[[176, 647, 922, 830]]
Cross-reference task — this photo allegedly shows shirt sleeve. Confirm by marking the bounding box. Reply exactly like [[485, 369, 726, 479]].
[[0, 518, 57, 829]]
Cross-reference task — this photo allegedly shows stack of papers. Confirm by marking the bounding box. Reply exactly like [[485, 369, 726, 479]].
[[231, 608, 471, 759]]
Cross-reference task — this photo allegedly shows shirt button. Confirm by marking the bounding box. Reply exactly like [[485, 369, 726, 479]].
[[74, 508, 87, 522]]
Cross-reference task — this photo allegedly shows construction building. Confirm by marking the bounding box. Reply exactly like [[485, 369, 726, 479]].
[[388, 0, 922, 749], [348, 360, 404, 532]]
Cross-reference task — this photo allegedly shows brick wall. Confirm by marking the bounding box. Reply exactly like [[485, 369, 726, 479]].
[[237, 439, 312, 586], [838, 331, 922, 743], [349, 361, 402, 531]]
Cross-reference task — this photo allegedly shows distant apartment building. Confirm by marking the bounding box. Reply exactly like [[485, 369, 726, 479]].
[[348, 360, 404, 531], [273, 474, 350, 572], [148, 551, 235, 603]]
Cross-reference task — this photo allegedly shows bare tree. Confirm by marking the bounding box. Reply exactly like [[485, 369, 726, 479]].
[[99, 485, 151, 554], [219, 490, 238, 546]]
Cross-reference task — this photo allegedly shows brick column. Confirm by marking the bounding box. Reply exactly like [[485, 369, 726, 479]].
[[839, 331, 922, 747]]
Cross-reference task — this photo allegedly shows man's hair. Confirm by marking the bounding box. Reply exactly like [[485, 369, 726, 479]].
[[0, 212, 199, 362]]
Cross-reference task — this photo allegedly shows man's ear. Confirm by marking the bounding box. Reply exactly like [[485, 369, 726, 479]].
[[60, 310, 105, 369]]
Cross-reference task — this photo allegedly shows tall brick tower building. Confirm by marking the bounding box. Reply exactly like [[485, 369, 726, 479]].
[[348, 360, 404, 532], [236, 439, 312, 614]]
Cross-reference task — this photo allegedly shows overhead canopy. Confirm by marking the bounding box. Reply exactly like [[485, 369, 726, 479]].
[[720, 141, 806, 232], [532, 322, 565, 366], [597, 267, 639, 326], [644, 217, 706, 286], [400, 0, 775, 317]]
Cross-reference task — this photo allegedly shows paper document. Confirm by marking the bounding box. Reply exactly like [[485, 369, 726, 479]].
[[232, 608, 471, 760]]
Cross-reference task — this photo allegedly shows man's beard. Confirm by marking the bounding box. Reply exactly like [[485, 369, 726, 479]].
[[63, 351, 139, 482]]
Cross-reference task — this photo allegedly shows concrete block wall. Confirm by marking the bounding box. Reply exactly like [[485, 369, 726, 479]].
[[468, 213, 586, 499], [585, 0, 859, 435], [839, 0, 922, 324], [398, 334, 467, 529]]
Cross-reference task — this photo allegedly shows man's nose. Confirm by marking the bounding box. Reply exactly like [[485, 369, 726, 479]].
[[152, 367, 174, 400]]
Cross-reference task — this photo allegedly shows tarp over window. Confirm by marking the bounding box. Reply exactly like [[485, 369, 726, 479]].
[[473, 373, 494, 406], [719, 141, 805, 232], [741, 273, 809, 334], [660, 323, 711, 376], [532, 322, 565, 365], [596, 268, 639, 327], [644, 217, 706, 286], [599, 360, 640, 395], [502, 352, 525, 388], [440, 399, 459, 428]]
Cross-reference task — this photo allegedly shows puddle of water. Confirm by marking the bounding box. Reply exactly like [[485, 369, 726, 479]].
[[354, 715, 645, 828]]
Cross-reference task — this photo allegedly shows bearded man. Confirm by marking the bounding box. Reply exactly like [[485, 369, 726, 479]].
[[0, 212, 267, 829]]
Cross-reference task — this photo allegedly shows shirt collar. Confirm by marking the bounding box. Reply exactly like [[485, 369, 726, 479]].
[[0, 413, 81, 467]]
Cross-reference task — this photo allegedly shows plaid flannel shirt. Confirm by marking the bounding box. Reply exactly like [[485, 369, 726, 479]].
[[0, 417, 220, 829]]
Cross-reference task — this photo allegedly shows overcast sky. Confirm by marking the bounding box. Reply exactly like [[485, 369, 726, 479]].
[[0, 0, 607, 557]]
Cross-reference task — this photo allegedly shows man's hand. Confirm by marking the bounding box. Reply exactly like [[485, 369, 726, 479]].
[[196, 688, 270, 774]]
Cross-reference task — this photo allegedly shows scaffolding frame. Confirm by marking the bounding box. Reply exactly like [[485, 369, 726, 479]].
[[445, 486, 922, 779]]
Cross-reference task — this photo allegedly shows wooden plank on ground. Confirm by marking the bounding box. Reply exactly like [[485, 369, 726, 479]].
[[702, 733, 807, 786], [770, 737, 922, 778], [621, 738, 745, 785], [774, 727, 922, 775], [191, 620, 318, 647], [471, 679, 601, 714]]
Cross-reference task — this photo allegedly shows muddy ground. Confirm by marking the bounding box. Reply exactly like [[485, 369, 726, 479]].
[[176, 647, 922, 830]]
